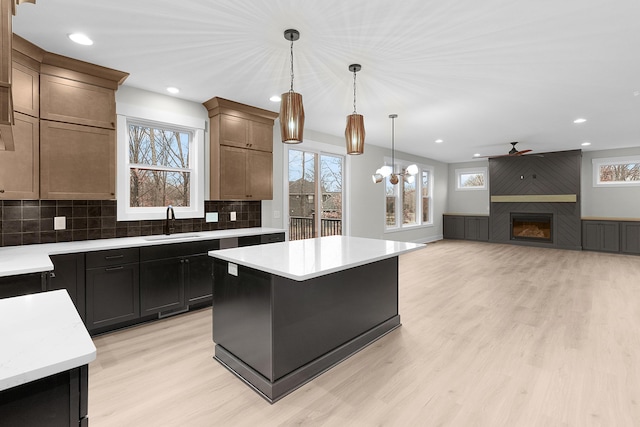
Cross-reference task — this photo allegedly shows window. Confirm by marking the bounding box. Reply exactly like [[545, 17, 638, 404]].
[[592, 156, 640, 187], [385, 161, 432, 231], [287, 147, 344, 240], [456, 167, 487, 190], [116, 106, 205, 221]]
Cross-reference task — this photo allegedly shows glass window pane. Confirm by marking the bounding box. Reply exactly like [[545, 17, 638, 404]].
[[422, 171, 429, 197], [385, 177, 396, 227], [459, 172, 484, 188], [422, 197, 430, 223], [320, 154, 343, 236], [129, 124, 190, 168], [402, 177, 416, 225], [130, 169, 190, 207], [288, 149, 315, 218], [599, 163, 640, 182]]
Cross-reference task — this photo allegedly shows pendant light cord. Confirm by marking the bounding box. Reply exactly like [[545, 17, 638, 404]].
[[391, 116, 395, 174], [352, 70, 357, 114], [289, 38, 295, 92]]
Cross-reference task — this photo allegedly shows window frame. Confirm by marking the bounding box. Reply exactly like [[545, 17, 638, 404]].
[[455, 167, 487, 191], [592, 156, 640, 187], [384, 158, 433, 232], [116, 104, 205, 221]]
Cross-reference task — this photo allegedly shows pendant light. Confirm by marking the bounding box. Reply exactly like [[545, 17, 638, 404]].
[[372, 114, 419, 184], [345, 64, 365, 154], [279, 29, 305, 144]]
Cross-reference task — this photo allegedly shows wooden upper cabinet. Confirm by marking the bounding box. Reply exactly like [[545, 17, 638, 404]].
[[0, 112, 38, 199], [12, 60, 38, 117], [40, 74, 116, 129], [203, 97, 278, 200], [40, 120, 115, 200]]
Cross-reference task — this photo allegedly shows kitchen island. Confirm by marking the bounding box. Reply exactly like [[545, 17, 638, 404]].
[[0, 290, 96, 425], [209, 235, 424, 402]]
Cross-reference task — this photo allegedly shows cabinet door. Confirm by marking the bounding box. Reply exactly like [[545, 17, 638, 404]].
[[49, 253, 86, 321], [140, 258, 185, 315], [186, 253, 213, 304], [249, 120, 273, 152], [219, 145, 248, 199], [601, 222, 620, 253], [219, 114, 248, 148], [621, 222, 640, 254], [86, 263, 140, 330], [476, 217, 489, 241], [40, 120, 115, 200], [247, 150, 273, 200], [12, 61, 39, 117], [465, 217, 479, 241], [40, 74, 115, 129], [0, 272, 45, 299], [443, 216, 465, 239], [0, 112, 39, 199], [582, 222, 600, 251]]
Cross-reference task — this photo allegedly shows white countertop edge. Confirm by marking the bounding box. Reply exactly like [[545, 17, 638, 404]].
[[0, 290, 97, 392], [1, 351, 96, 392], [209, 236, 426, 281], [0, 228, 285, 278]]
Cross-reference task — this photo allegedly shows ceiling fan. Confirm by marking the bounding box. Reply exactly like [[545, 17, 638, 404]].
[[473, 142, 532, 159]]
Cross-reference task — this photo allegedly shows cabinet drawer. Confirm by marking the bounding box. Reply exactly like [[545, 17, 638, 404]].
[[86, 248, 139, 268]]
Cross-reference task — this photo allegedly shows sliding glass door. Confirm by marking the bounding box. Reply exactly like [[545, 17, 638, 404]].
[[288, 149, 344, 240]]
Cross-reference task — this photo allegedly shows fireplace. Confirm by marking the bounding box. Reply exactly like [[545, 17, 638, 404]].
[[510, 213, 553, 243]]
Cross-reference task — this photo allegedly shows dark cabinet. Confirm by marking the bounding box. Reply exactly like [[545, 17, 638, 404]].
[[0, 365, 88, 427], [85, 248, 140, 331], [582, 221, 619, 253], [443, 215, 465, 239], [0, 272, 46, 299], [444, 215, 488, 241], [465, 216, 489, 241], [48, 253, 85, 321], [140, 240, 221, 314], [621, 222, 640, 255]]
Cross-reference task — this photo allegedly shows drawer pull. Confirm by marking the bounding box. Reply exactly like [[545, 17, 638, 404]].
[[105, 266, 124, 272], [105, 255, 125, 260]]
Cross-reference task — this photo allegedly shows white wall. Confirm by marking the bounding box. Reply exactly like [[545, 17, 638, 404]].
[[446, 160, 490, 215], [581, 147, 640, 218]]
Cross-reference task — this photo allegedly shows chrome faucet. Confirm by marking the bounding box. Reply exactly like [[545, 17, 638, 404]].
[[165, 205, 176, 235]]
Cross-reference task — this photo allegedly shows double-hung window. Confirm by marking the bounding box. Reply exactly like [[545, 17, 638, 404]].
[[385, 161, 433, 230], [116, 106, 205, 221]]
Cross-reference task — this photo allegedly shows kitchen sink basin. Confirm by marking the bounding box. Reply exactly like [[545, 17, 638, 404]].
[[143, 233, 201, 241]]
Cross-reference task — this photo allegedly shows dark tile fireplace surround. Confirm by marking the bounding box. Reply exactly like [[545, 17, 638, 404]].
[[0, 200, 261, 247], [489, 150, 582, 250]]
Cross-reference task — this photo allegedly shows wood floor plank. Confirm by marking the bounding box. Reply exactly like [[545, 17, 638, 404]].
[[88, 240, 640, 426]]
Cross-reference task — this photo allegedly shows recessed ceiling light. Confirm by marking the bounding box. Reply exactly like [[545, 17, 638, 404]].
[[473, 153, 481, 157], [166, 87, 180, 94], [573, 118, 587, 124], [269, 95, 281, 102], [68, 33, 93, 46], [435, 139, 443, 144], [581, 142, 591, 146]]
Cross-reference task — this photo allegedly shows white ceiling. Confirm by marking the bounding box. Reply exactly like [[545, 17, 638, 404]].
[[12, 0, 640, 163]]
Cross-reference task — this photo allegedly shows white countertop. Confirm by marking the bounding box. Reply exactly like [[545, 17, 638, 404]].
[[209, 235, 425, 281], [0, 228, 285, 278], [0, 290, 96, 392]]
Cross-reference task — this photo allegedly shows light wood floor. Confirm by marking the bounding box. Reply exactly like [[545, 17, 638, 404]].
[[88, 240, 640, 427]]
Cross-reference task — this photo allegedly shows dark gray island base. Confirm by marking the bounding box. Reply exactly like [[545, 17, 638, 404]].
[[212, 256, 400, 403]]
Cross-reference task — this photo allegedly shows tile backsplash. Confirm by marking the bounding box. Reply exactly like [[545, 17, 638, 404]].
[[0, 200, 261, 247]]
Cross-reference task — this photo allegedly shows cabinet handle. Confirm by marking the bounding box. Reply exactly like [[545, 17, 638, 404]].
[[50, 272, 56, 278], [0, 189, 4, 193], [105, 266, 124, 271], [105, 255, 124, 260]]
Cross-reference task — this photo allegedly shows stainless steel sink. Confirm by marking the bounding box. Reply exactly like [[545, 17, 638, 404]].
[[143, 233, 201, 241]]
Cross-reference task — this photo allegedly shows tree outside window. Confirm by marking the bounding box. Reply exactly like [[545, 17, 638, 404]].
[[128, 123, 192, 208]]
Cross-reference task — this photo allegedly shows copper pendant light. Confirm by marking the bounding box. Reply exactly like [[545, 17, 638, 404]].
[[345, 64, 365, 155], [279, 29, 305, 144]]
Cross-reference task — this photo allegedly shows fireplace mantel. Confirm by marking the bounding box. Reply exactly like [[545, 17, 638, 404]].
[[491, 194, 577, 203]]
